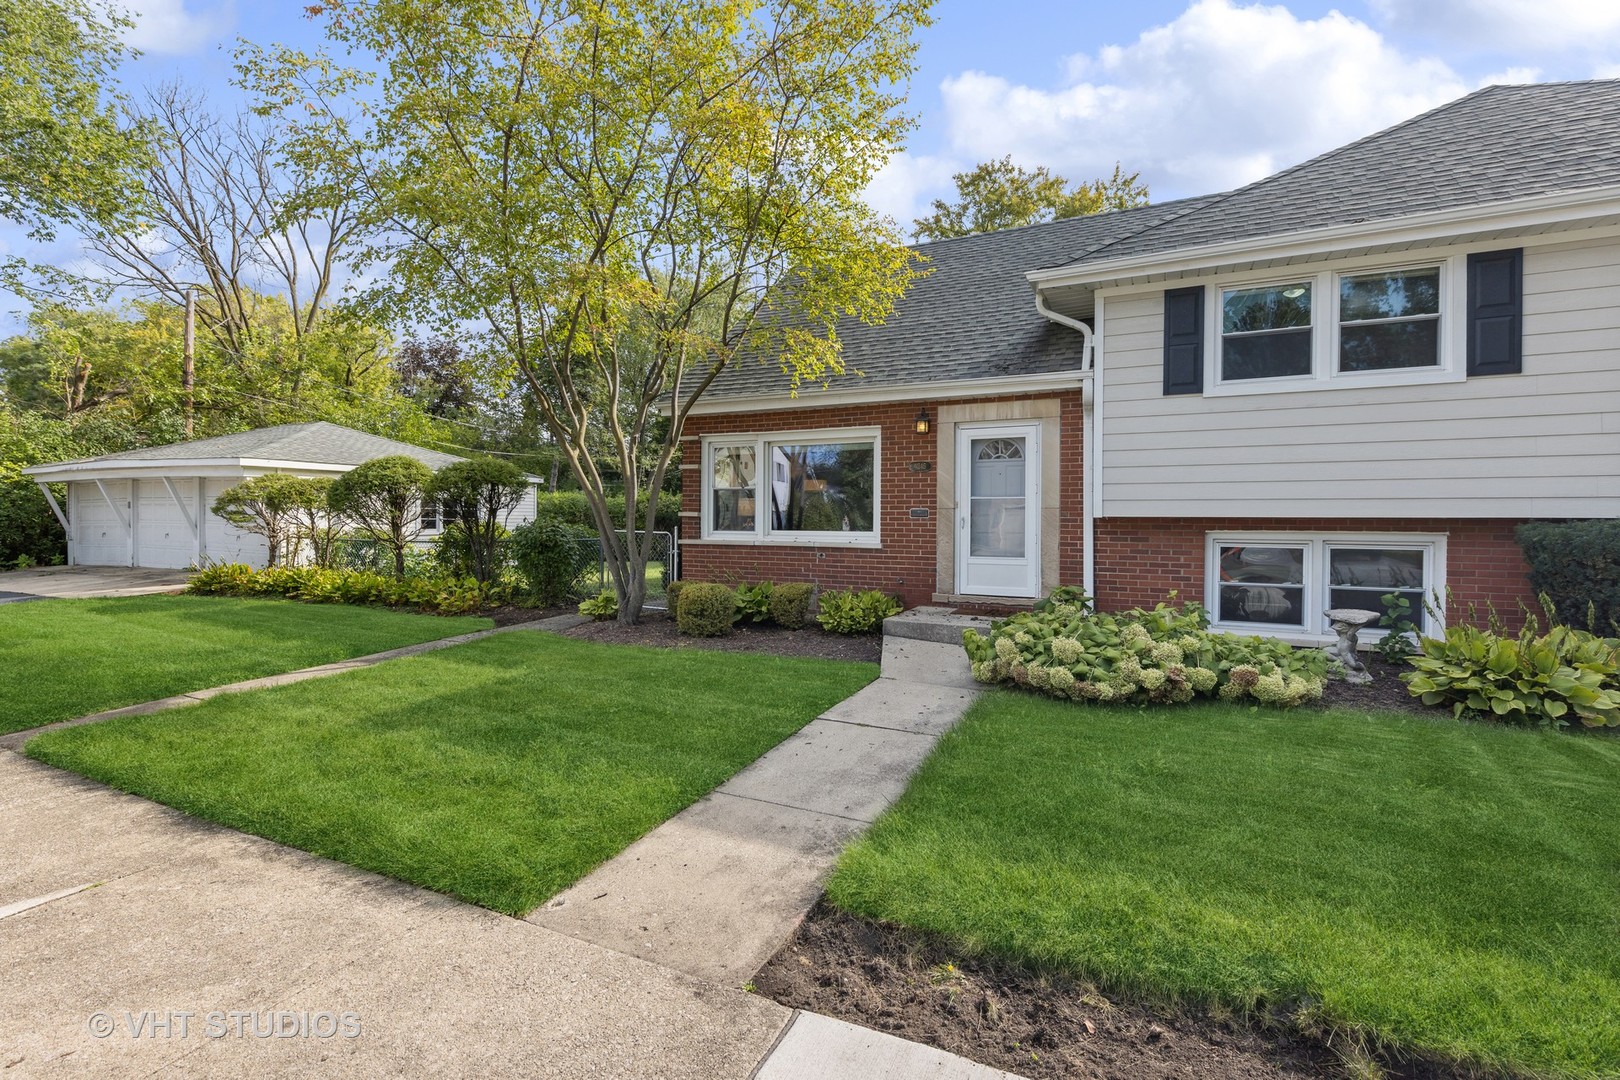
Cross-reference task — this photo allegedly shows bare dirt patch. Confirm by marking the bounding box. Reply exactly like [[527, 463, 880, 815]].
[[756, 902, 1477, 1080], [1316, 653, 1437, 715], [561, 610, 881, 663]]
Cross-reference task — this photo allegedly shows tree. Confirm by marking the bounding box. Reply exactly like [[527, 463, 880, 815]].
[[286, 476, 346, 568], [0, 0, 148, 250], [327, 455, 433, 577], [247, 0, 929, 623], [397, 338, 478, 421], [913, 159, 1148, 241], [211, 473, 314, 567], [427, 459, 528, 584]]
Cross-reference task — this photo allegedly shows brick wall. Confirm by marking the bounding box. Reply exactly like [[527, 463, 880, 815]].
[[1094, 517, 1537, 628], [678, 392, 1084, 607]]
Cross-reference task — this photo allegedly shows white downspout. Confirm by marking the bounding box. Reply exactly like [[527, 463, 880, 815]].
[[1033, 287, 1097, 602]]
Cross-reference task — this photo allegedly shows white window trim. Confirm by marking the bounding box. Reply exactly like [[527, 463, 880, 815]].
[[1204, 531, 1447, 644], [699, 427, 882, 546], [1204, 254, 1464, 397]]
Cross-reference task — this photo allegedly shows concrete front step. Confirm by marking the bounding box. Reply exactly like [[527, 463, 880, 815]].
[[882, 605, 994, 646]]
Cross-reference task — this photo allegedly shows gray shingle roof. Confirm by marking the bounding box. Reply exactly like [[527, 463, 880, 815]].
[[50, 421, 465, 470], [1056, 80, 1620, 269], [700, 195, 1220, 400]]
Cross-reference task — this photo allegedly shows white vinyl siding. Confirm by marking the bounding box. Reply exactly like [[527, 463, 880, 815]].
[[1097, 234, 1620, 518]]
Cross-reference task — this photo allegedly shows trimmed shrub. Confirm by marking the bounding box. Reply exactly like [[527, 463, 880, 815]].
[[817, 589, 902, 634], [509, 518, 594, 605], [1516, 520, 1620, 632], [186, 562, 509, 615], [665, 579, 686, 616], [963, 594, 1326, 708], [769, 582, 814, 630], [578, 591, 618, 620], [1403, 620, 1620, 728], [736, 581, 774, 623], [677, 582, 740, 636]]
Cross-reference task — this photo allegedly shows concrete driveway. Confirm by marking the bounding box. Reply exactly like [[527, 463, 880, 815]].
[[0, 566, 192, 603]]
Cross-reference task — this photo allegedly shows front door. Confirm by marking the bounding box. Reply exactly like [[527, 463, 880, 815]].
[[956, 423, 1041, 598]]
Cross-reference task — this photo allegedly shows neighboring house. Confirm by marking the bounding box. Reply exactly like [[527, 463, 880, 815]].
[[680, 80, 1620, 642], [23, 421, 541, 570]]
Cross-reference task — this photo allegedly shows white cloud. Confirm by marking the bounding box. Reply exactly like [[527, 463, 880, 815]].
[[862, 152, 960, 227], [120, 0, 235, 56], [930, 0, 1473, 202], [1370, 0, 1620, 53]]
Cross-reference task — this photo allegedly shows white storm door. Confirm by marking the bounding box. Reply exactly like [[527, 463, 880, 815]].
[[957, 423, 1041, 598]]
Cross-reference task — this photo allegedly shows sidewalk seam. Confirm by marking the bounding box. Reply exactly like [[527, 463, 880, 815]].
[[747, 1009, 803, 1080]]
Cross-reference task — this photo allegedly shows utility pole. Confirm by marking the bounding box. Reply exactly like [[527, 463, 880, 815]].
[[182, 287, 196, 438]]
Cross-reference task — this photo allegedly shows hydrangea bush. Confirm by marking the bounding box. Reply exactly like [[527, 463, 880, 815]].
[[963, 593, 1326, 708]]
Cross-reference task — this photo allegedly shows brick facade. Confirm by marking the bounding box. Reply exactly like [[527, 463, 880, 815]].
[[678, 392, 1084, 608], [678, 396, 1539, 625], [1094, 517, 1538, 629]]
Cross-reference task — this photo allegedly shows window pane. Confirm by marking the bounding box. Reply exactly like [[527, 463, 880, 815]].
[[768, 442, 874, 533], [1219, 584, 1305, 626], [1339, 320, 1439, 371], [1329, 548, 1424, 589], [971, 497, 1026, 558], [712, 445, 755, 489], [1220, 545, 1305, 585], [1222, 329, 1313, 380], [1222, 283, 1312, 333], [971, 438, 1026, 498], [1331, 587, 1427, 631], [711, 490, 755, 532], [1340, 268, 1439, 322]]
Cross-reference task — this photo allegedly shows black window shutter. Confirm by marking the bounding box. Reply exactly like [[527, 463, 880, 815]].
[[1467, 249, 1523, 376], [1163, 285, 1205, 395]]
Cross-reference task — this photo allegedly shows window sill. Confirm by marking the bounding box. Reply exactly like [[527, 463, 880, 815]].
[[1204, 366, 1464, 397], [690, 535, 883, 549]]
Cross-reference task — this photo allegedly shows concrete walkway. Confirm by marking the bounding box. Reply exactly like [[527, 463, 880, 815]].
[[2, 612, 1019, 1079], [0, 612, 588, 751], [529, 631, 982, 987], [0, 566, 192, 602]]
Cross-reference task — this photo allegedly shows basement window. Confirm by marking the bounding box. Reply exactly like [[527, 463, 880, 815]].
[[1205, 533, 1443, 638]]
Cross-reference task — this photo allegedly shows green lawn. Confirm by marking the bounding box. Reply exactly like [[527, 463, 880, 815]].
[[0, 595, 491, 735], [827, 692, 1620, 1079], [26, 632, 876, 914]]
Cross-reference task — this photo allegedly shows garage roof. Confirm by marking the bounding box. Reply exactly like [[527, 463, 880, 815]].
[[24, 421, 467, 481]]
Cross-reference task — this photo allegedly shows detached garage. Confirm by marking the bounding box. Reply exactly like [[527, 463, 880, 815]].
[[23, 421, 538, 570]]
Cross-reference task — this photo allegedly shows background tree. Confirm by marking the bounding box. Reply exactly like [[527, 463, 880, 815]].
[[327, 455, 432, 577], [913, 159, 1148, 241], [211, 473, 312, 566], [248, 0, 930, 623], [0, 0, 148, 256], [427, 459, 528, 584]]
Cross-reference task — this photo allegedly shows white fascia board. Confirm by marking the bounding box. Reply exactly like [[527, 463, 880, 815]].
[[1026, 184, 1620, 289], [23, 457, 351, 482], [679, 369, 1092, 417]]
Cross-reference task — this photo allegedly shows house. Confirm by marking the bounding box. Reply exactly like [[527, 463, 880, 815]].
[[23, 421, 541, 569], [679, 79, 1620, 642]]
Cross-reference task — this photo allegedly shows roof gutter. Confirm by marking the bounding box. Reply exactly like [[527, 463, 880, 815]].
[[1033, 288, 1094, 372]]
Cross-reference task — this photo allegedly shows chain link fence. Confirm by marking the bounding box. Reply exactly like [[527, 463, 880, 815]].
[[565, 530, 677, 609]]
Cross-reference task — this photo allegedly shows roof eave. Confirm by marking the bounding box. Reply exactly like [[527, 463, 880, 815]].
[[675, 369, 1092, 418], [1026, 183, 1620, 290]]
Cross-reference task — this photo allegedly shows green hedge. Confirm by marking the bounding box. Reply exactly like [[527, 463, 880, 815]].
[[188, 563, 510, 615], [677, 582, 739, 636], [1515, 520, 1620, 632], [536, 490, 681, 533]]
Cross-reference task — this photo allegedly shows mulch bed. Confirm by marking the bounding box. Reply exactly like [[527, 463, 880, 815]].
[[756, 902, 1475, 1080], [484, 604, 574, 627], [1316, 653, 1438, 715], [560, 610, 883, 663]]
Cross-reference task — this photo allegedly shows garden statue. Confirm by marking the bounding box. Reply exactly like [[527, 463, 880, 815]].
[[1324, 608, 1380, 685]]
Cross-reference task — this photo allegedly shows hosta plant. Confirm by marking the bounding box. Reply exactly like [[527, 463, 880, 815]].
[[963, 595, 1326, 708], [1403, 621, 1620, 728]]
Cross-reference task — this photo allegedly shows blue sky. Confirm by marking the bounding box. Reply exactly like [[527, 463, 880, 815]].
[[5, 0, 1620, 335]]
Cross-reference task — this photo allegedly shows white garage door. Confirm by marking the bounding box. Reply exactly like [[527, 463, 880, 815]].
[[72, 481, 130, 566], [134, 480, 198, 569]]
